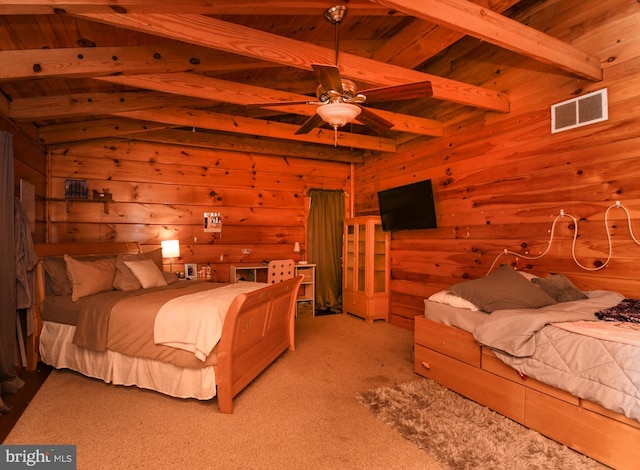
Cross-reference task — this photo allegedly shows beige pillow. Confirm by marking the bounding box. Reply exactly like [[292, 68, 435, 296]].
[[113, 248, 163, 291], [64, 255, 117, 302], [123, 259, 168, 289]]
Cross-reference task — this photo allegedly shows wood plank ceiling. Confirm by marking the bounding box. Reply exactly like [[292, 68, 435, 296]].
[[0, 0, 602, 162]]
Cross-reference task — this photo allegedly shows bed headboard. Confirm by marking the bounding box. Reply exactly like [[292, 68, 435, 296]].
[[34, 242, 142, 258]]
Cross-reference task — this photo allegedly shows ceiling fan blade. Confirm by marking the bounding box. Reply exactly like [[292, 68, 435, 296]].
[[312, 63, 343, 94], [294, 113, 325, 135], [357, 107, 395, 133], [360, 81, 433, 104], [246, 100, 316, 108]]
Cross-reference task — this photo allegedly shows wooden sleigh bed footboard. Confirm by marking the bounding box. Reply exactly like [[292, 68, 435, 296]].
[[27, 242, 302, 414], [414, 316, 640, 470], [216, 275, 302, 413]]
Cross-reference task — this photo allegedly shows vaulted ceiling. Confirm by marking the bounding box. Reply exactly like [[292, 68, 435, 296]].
[[0, 0, 601, 163]]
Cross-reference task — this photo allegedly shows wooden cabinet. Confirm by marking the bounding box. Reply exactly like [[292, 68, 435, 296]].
[[342, 216, 389, 322]]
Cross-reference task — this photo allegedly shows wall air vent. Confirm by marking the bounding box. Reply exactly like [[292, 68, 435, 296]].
[[551, 88, 608, 133]]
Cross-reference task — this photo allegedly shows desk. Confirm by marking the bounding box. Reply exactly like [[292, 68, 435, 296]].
[[230, 263, 316, 316]]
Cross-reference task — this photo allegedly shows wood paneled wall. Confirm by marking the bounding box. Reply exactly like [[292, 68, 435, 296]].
[[48, 140, 350, 281], [354, 0, 640, 328], [1, 116, 47, 243]]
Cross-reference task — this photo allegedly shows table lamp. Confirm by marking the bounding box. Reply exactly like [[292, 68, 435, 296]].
[[161, 239, 180, 272]]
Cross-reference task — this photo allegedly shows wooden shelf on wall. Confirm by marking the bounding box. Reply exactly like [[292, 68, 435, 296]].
[[54, 198, 111, 215]]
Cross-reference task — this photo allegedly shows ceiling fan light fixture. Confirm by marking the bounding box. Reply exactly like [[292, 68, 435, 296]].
[[316, 102, 361, 129]]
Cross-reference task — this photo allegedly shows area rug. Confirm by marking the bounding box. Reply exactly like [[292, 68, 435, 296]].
[[356, 378, 606, 470]]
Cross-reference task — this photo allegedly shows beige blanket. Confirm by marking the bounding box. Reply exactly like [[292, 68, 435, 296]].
[[73, 282, 226, 369]]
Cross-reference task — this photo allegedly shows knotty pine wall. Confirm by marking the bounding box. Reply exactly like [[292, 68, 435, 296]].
[[354, 0, 640, 328], [47, 140, 350, 281]]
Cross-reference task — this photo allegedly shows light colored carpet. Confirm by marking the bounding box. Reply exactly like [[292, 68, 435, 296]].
[[5, 314, 441, 470], [357, 379, 608, 470]]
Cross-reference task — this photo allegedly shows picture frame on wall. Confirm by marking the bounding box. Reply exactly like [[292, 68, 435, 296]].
[[184, 263, 198, 280], [64, 179, 89, 199]]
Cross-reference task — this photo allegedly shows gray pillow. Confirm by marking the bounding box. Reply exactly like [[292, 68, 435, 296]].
[[44, 256, 72, 296], [448, 264, 557, 313], [531, 274, 587, 303]]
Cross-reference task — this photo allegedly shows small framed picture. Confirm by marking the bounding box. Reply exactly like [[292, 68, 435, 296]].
[[185, 263, 198, 280], [64, 179, 88, 199]]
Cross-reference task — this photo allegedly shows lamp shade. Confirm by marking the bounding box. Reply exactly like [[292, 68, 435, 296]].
[[293, 242, 301, 253], [316, 102, 361, 128], [161, 239, 180, 259]]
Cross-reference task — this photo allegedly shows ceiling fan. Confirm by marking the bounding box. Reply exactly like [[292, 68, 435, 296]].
[[252, 5, 433, 144]]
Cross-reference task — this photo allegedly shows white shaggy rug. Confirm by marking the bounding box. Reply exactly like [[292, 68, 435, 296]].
[[357, 378, 607, 470]]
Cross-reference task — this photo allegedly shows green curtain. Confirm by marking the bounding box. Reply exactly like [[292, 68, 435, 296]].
[[307, 189, 344, 313]]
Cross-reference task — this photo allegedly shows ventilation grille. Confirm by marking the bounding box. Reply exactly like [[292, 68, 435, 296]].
[[551, 88, 608, 133]]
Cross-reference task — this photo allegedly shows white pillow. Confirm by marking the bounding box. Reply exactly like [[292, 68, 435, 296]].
[[123, 259, 168, 289], [517, 270, 538, 281], [428, 290, 479, 311]]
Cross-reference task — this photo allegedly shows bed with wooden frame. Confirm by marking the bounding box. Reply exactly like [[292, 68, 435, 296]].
[[414, 266, 640, 469], [26, 242, 303, 414]]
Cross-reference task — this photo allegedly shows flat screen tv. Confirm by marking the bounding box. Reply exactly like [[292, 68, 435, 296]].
[[377, 179, 437, 232]]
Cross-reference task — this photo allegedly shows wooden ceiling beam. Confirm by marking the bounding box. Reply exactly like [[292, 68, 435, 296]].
[[120, 129, 365, 164], [8, 91, 208, 120], [96, 72, 444, 137], [0, 1, 399, 16], [372, 0, 602, 81], [0, 45, 277, 81], [75, 12, 510, 112], [112, 107, 398, 152], [37, 118, 176, 145], [374, 0, 520, 69], [38, 108, 396, 152]]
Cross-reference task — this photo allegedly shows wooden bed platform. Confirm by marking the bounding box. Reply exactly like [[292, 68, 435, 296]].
[[414, 316, 640, 469], [27, 242, 302, 414]]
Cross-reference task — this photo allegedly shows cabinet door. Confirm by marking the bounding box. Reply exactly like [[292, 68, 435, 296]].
[[357, 223, 366, 292], [372, 222, 387, 293], [344, 223, 356, 292]]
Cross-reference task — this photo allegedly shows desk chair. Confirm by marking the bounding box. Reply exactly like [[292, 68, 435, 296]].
[[267, 259, 295, 284]]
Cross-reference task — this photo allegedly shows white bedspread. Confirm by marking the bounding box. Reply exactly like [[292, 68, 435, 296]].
[[154, 282, 268, 361]]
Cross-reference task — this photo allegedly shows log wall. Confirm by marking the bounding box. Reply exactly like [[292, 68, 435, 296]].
[[354, 0, 640, 328], [48, 140, 350, 281]]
